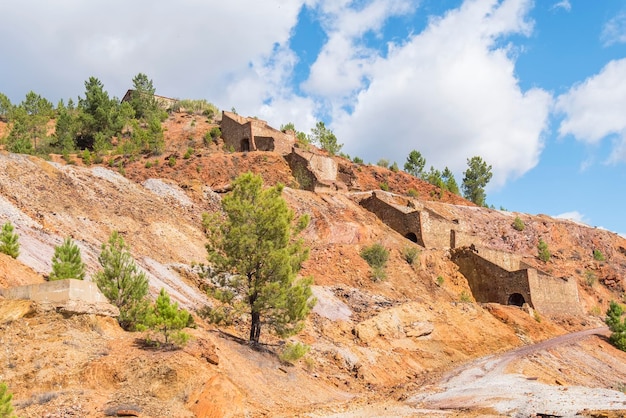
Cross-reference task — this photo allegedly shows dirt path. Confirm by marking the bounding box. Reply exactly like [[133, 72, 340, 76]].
[[411, 326, 626, 417]]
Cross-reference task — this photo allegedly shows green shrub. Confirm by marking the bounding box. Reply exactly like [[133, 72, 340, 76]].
[[184, 147, 194, 159], [209, 126, 221, 140], [81, 149, 92, 166], [0, 222, 19, 259], [377, 159, 389, 169], [390, 162, 399, 172], [402, 246, 419, 265], [593, 249, 605, 261], [459, 290, 472, 303], [512, 216, 525, 231], [145, 160, 153, 169], [279, 342, 310, 363], [0, 382, 15, 418], [585, 270, 597, 287], [407, 188, 419, 198], [360, 243, 389, 269], [537, 238, 550, 262], [352, 156, 363, 164], [168, 156, 176, 167], [379, 182, 389, 191], [141, 288, 191, 347], [436, 276, 444, 286], [49, 237, 86, 281]]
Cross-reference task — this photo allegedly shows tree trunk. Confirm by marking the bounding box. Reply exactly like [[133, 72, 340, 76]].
[[250, 310, 261, 345]]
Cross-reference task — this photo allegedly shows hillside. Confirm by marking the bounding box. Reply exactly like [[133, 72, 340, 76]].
[[0, 112, 626, 417]]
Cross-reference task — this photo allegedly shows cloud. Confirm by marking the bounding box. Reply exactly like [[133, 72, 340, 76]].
[[550, 1, 571, 12], [328, 0, 552, 188], [554, 211, 588, 224], [601, 12, 626, 46], [555, 58, 626, 163], [0, 0, 305, 110]]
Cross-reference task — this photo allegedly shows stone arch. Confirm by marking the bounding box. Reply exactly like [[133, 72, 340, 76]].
[[405, 232, 418, 243], [507, 293, 526, 307]]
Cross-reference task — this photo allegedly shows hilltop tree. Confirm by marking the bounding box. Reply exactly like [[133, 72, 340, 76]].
[[130, 73, 158, 120], [0, 222, 19, 259], [52, 100, 79, 152], [0, 382, 15, 418], [442, 167, 460, 195], [0, 93, 12, 122], [462, 156, 492, 206], [142, 288, 191, 347], [404, 150, 426, 178], [94, 231, 149, 330], [49, 237, 86, 281], [77, 77, 119, 148], [606, 301, 626, 351], [309, 121, 343, 155], [204, 172, 315, 345]]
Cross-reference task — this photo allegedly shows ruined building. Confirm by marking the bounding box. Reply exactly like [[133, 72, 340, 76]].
[[220, 111, 295, 155], [358, 190, 581, 316]]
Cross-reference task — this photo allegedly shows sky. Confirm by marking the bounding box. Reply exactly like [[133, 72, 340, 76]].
[[1, 0, 626, 234]]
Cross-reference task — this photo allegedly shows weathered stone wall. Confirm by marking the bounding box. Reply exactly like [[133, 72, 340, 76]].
[[452, 248, 532, 306], [528, 271, 581, 315], [220, 111, 295, 155], [359, 192, 424, 246], [420, 209, 455, 249], [287, 148, 344, 192], [221, 111, 252, 151], [249, 122, 295, 155]]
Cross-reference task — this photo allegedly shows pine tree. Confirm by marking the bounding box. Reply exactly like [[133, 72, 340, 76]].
[[606, 301, 626, 351], [462, 156, 493, 207], [205, 172, 315, 345], [0, 382, 15, 418], [0, 222, 19, 259], [49, 237, 86, 281], [94, 231, 149, 330], [142, 288, 191, 346], [404, 150, 426, 178], [309, 121, 343, 155]]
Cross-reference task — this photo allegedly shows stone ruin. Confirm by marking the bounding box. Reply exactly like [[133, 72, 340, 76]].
[[357, 190, 582, 316], [220, 111, 296, 155]]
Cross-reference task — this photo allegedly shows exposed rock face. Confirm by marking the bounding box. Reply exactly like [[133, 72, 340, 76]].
[[354, 302, 434, 343]]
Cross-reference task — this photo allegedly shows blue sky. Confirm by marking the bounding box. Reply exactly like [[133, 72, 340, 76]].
[[1, 0, 626, 234]]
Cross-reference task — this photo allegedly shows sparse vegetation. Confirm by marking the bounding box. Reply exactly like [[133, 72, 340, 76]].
[[390, 162, 399, 172], [0, 222, 19, 259], [49, 237, 86, 281], [512, 216, 525, 231], [585, 270, 597, 287], [352, 156, 363, 164], [168, 156, 176, 167], [402, 246, 419, 265], [436, 276, 444, 286], [183, 147, 194, 159], [279, 342, 310, 363], [407, 188, 419, 198], [94, 231, 149, 331], [379, 182, 389, 191], [360, 243, 389, 281], [377, 159, 389, 169], [459, 290, 472, 303], [593, 249, 605, 261], [204, 172, 315, 345], [537, 238, 551, 262], [606, 301, 626, 351]]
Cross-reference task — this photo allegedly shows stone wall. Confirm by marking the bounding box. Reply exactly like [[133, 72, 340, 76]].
[[287, 148, 345, 192], [528, 271, 581, 315], [359, 192, 424, 246], [0, 279, 119, 317]]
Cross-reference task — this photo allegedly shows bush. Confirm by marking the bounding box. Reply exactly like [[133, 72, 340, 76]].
[[183, 147, 194, 159], [49, 237, 85, 281], [0, 382, 15, 417], [352, 156, 363, 164], [0, 222, 19, 259], [141, 288, 191, 347], [209, 126, 221, 140], [390, 162, 399, 172], [360, 243, 389, 269], [402, 246, 419, 265], [279, 342, 310, 363], [459, 290, 472, 303], [81, 149, 92, 166], [593, 249, 605, 261], [436, 276, 444, 286], [512, 216, 525, 231], [537, 238, 550, 262], [168, 156, 176, 167], [585, 270, 597, 287], [379, 182, 389, 191], [407, 188, 419, 198], [377, 159, 389, 169]]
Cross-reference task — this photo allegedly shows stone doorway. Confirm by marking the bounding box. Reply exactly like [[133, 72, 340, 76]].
[[507, 293, 526, 307], [405, 232, 418, 243]]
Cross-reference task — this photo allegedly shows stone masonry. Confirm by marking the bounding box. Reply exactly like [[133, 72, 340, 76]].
[[220, 111, 295, 155]]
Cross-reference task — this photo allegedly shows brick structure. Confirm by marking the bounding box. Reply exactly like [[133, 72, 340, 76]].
[[286, 148, 346, 192], [220, 111, 295, 155], [121, 89, 178, 110], [358, 191, 582, 315]]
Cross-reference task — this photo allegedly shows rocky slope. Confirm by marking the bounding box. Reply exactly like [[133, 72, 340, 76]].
[[0, 113, 625, 417]]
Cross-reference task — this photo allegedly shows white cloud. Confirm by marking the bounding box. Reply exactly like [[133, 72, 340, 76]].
[[550, 1, 571, 12], [554, 211, 588, 224], [601, 12, 626, 46], [329, 0, 551, 188], [555, 58, 626, 163]]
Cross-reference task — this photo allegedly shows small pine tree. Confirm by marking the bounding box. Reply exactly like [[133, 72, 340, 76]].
[[142, 288, 191, 347], [0, 382, 15, 418], [0, 222, 19, 259], [360, 243, 389, 281], [49, 237, 85, 281], [537, 238, 550, 262], [94, 231, 149, 330], [606, 301, 626, 351], [512, 216, 525, 231]]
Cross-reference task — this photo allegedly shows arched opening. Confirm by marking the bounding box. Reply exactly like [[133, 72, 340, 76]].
[[405, 232, 418, 243], [241, 138, 250, 152], [507, 293, 525, 307]]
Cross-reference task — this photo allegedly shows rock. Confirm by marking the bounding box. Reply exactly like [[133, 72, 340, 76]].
[[405, 321, 434, 338], [185, 337, 219, 365]]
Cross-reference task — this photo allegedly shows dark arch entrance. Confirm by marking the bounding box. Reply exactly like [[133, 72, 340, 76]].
[[241, 138, 250, 152], [507, 293, 526, 307], [405, 232, 418, 243]]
